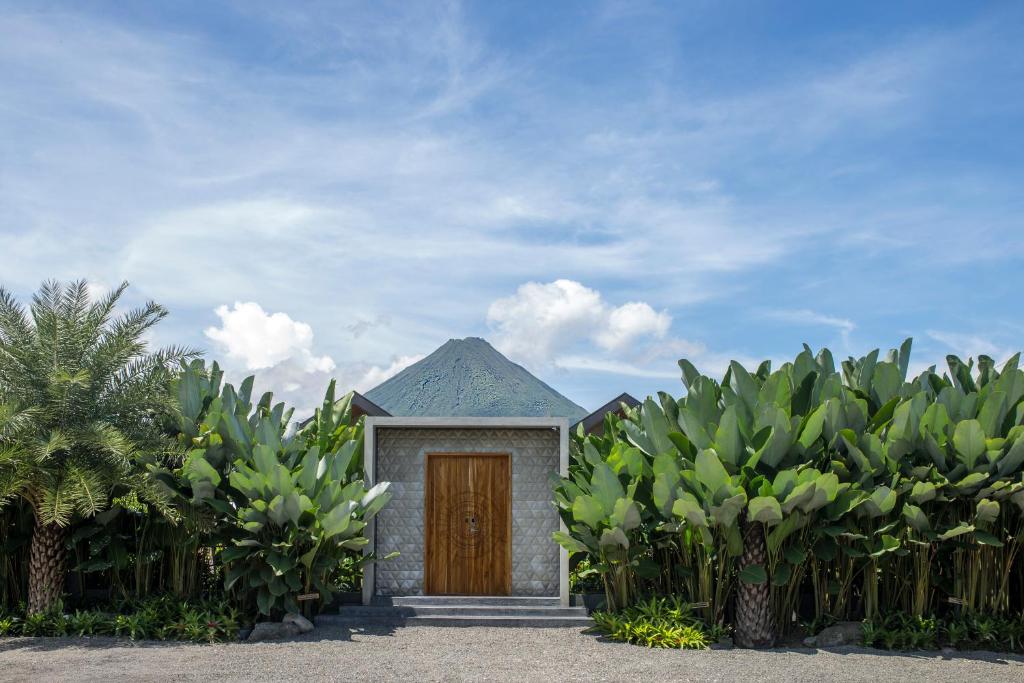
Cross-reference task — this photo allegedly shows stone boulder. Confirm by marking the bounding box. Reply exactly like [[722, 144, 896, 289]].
[[247, 621, 301, 642], [283, 613, 315, 634], [813, 621, 864, 647]]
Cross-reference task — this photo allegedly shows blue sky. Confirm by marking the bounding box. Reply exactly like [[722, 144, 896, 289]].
[[1, 1, 1022, 414]]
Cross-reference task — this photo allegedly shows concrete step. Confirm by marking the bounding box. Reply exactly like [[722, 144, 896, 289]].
[[317, 613, 593, 628], [381, 595, 562, 607], [315, 595, 593, 628], [334, 605, 588, 618]]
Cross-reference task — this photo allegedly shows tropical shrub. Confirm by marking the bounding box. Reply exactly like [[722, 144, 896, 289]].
[[152, 362, 392, 617], [861, 611, 1024, 653], [591, 596, 712, 648], [0, 281, 196, 613], [0, 594, 240, 641], [553, 340, 1024, 648]]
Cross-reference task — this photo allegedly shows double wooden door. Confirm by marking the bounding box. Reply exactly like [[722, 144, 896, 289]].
[[424, 453, 511, 595]]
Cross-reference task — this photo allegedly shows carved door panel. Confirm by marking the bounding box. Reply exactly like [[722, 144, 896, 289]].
[[424, 453, 511, 595]]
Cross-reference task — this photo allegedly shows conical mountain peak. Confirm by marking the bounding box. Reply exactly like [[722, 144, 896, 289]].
[[365, 337, 586, 419]]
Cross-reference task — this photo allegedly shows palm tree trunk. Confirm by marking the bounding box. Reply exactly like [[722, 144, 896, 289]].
[[735, 518, 775, 648], [27, 518, 67, 614]]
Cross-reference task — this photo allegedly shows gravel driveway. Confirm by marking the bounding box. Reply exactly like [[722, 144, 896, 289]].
[[2, 625, 1023, 682]]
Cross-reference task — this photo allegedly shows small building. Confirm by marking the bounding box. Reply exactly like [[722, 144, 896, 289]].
[[361, 417, 569, 606], [347, 391, 391, 420], [572, 392, 641, 436]]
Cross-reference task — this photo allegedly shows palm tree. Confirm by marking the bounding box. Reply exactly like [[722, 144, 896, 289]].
[[0, 280, 196, 613], [734, 516, 775, 648]]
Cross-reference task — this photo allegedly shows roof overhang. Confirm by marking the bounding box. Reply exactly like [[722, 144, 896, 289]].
[[365, 416, 567, 429]]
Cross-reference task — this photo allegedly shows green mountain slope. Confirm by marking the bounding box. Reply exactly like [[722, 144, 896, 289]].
[[365, 337, 587, 420]]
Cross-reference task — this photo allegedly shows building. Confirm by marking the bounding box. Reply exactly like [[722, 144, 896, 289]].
[[361, 416, 569, 605]]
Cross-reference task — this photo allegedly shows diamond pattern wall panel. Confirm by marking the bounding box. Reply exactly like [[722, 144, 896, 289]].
[[374, 427, 560, 596]]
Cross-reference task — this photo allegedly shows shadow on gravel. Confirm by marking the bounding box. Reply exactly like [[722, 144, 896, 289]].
[[308, 622, 401, 641], [0, 636, 197, 653], [583, 634, 1024, 667], [0, 621, 402, 652]]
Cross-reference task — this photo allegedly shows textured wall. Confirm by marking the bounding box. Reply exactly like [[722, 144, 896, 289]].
[[374, 427, 560, 596]]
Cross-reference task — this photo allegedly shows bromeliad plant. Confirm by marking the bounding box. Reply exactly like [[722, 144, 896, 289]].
[[152, 363, 392, 617], [553, 339, 1024, 648]]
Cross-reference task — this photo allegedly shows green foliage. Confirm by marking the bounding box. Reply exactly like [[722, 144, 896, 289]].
[[861, 612, 1024, 653], [0, 280, 198, 613], [590, 596, 712, 649], [152, 363, 391, 617], [569, 556, 604, 594], [0, 595, 239, 642], [554, 339, 1024, 639], [0, 280, 196, 527]]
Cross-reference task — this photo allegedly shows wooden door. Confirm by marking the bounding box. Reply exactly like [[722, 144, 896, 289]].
[[424, 453, 511, 595]]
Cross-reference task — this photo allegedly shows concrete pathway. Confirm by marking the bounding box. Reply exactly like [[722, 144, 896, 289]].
[[2, 624, 1023, 682]]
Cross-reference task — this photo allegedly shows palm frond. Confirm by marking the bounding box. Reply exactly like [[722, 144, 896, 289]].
[[37, 475, 75, 526], [64, 461, 108, 518]]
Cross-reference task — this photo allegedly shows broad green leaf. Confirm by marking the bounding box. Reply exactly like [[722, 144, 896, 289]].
[[997, 436, 1024, 477], [620, 420, 656, 456], [938, 523, 975, 540], [975, 498, 1000, 524], [860, 486, 896, 518], [608, 444, 645, 477], [694, 449, 729, 495], [572, 495, 605, 530], [738, 563, 767, 585], [552, 530, 591, 554], [641, 398, 676, 455], [978, 391, 1007, 438], [902, 503, 930, 533], [709, 493, 746, 529], [652, 453, 681, 514], [672, 496, 708, 528], [590, 462, 624, 515], [610, 498, 641, 532], [974, 530, 1004, 547], [783, 546, 806, 565], [747, 496, 783, 525], [599, 526, 629, 550], [714, 406, 743, 466], [772, 562, 792, 586], [910, 481, 937, 504], [870, 534, 900, 557], [953, 420, 985, 470], [798, 403, 827, 448], [678, 407, 712, 449]]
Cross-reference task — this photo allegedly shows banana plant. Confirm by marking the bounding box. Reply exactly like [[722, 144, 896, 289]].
[[197, 440, 390, 616], [153, 364, 392, 617], [553, 442, 648, 611]]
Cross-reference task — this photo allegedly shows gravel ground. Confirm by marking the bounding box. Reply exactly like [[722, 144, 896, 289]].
[[2, 625, 1023, 682]]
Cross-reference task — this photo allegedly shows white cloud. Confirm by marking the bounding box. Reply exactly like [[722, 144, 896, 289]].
[[762, 309, 856, 346], [202, 301, 426, 416], [203, 302, 337, 415], [353, 354, 425, 392], [486, 280, 671, 368], [596, 302, 672, 352], [554, 355, 680, 379], [205, 302, 335, 372], [926, 330, 1016, 363]]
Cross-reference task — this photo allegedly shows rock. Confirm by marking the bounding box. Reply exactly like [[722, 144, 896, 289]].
[[247, 621, 301, 642], [283, 613, 315, 634], [941, 647, 957, 656], [814, 621, 864, 647], [709, 637, 733, 650], [802, 636, 817, 648]]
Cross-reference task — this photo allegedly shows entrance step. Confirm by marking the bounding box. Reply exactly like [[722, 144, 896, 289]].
[[316, 596, 592, 629], [383, 595, 562, 607]]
